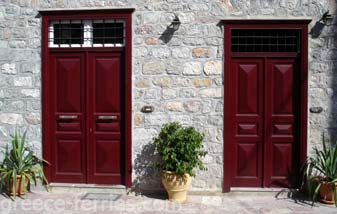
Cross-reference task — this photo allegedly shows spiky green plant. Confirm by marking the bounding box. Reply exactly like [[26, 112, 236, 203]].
[[301, 134, 337, 206], [0, 128, 48, 199], [154, 122, 207, 177]]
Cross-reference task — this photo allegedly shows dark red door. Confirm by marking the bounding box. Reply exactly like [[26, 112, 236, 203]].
[[264, 58, 299, 187], [88, 52, 123, 184], [49, 52, 123, 184], [229, 57, 299, 188]]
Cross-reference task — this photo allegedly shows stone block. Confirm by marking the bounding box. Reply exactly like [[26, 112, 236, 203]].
[[178, 12, 195, 24], [166, 101, 184, 112], [162, 88, 177, 99], [193, 78, 212, 88], [153, 77, 171, 88], [134, 114, 143, 126], [199, 88, 222, 98], [204, 61, 222, 76], [144, 88, 161, 99], [144, 114, 170, 126], [143, 13, 160, 24], [188, 3, 209, 11], [13, 76, 33, 87], [151, 47, 170, 59], [183, 62, 202, 76], [145, 37, 161, 45], [1, 63, 16, 74], [184, 100, 201, 112], [143, 61, 165, 75], [135, 25, 153, 35], [192, 48, 212, 58], [133, 47, 148, 58], [3, 100, 25, 111], [180, 88, 197, 98], [25, 113, 41, 125], [202, 100, 213, 113], [9, 40, 26, 48], [205, 37, 222, 46], [171, 77, 193, 87], [172, 47, 190, 59], [135, 79, 150, 88], [0, 113, 24, 125], [183, 37, 205, 46], [21, 89, 39, 98]]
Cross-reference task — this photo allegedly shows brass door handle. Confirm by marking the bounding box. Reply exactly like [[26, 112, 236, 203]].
[[59, 115, 78, 119], [97, 115, 117, 120]]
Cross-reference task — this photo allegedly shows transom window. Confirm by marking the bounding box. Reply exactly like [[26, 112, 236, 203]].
[[49, 19, 125, 48], [231, 29, 301, 52]]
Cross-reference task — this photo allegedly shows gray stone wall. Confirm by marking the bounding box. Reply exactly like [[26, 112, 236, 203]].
[[0, 0, 336, 192]]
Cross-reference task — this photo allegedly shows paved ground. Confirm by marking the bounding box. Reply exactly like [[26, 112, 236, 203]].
[[0, 190, 336, 213]]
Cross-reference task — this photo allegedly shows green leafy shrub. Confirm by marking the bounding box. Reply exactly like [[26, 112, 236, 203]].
[[301, 134, 337, 206], [154, 122, 207, 177], [0, 128, 48, 198]]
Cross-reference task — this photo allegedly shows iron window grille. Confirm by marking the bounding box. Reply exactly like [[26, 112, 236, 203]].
[[49, 19, 125, 48], [231, 29, 301, 53]]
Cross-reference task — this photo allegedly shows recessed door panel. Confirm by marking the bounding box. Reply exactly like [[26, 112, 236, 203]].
[[237, 64, 259, 114], [272, 64, 294, 114], [57, 139, 82, 173], [95, 57, 121, 112], [56, 58, 82, 113]]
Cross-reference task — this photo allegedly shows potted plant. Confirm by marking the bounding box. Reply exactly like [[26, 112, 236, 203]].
[[0, 128, 48, 198], [154, 122, 207, 202], [302, 134, 337, 206]]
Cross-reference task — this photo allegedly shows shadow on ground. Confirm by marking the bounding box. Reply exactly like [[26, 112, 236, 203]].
[[275, 189, 316, 207], [131, 142, 167, 200]]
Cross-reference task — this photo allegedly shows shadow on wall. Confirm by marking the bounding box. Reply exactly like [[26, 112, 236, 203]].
[[330, 11, 337, 145], [159, 26, 177, 44], [132, 142, 165, 196]]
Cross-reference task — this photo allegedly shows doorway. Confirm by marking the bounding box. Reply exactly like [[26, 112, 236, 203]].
[[223, 20, 310, 191], [40, 9, 133, 186]]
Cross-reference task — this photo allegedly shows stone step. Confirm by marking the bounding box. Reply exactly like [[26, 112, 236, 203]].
[[31, 182, 127, 194], [187, 188, 299, 197]]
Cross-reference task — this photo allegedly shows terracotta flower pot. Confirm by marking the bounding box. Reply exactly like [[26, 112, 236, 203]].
[[162, 171, 192, 202], [319, 181, 337, 204], [9, 175, 26, 196]]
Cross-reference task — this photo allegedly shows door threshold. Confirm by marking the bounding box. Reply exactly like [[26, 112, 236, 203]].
[[230, 187, 297, 192], [48, 183, 127, 194], [49, 183, 126, 189]]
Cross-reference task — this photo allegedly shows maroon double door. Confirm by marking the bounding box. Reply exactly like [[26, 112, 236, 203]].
[[228, 56, 300, 188], [48, 51, 124, 184]]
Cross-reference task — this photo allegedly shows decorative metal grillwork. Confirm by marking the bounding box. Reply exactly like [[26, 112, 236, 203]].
[[93, 21, 124, 45], [54, 22, 83, 45], [231, 29, 301, 52], [49, 19, 125, 48]]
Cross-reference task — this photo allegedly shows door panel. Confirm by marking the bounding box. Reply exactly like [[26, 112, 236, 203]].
[[50, 53, 86, 183], [230, 59, 263, 187], [88, 53, 123, 184], [264, 58, 299, 187]]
